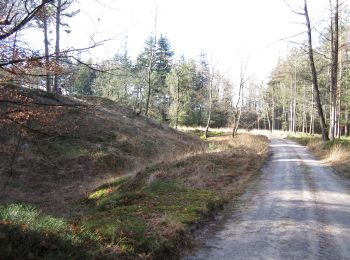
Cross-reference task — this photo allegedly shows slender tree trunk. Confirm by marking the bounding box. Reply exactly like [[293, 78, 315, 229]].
[[345, 109, 349, 136], [145, 8, 158, 116], [175, 75, 180, 129], [272, 85, 276, 132], [293, 65, 297, 132], [330, 0, 339, 140], [267, 112, 272, 133], [53, 0, 61, 93], [309, 85, 315, 135], [232, 80, 244, 137], [282, 102, 285, 131], [289, 76, 293, 132], [205, 73, 214, 139], [304, 0, 329, 141], [303, 83, 307, 133], [345, 74, 349, 136], [145, 69, 151, 116], [43, 7, 51, 92], [11, 31, 18, 65], [337, 40, 342, 138]]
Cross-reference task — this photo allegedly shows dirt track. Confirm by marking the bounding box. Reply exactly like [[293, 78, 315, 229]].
[[185, 137, 350, 259]]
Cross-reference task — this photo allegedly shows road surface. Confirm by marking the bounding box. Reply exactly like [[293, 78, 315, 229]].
[[185, 137, 350, 260]]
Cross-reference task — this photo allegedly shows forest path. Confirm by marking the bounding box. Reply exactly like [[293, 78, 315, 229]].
[[185, 137, 350, 260]]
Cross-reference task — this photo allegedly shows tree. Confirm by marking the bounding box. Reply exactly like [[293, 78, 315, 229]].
[[0, 0, 53, 42], [199, 53, 213, 139], [35, 3, 55, 92], [53, 0, 78, 93], [304, 0, 329, 141], [167, 57, 194, 128], [136, 34, 174, 121], [232, 58, 249, 138], [73, 59, 96, 95], [137, 35, 156, 116], [0, 0, 53, 79]]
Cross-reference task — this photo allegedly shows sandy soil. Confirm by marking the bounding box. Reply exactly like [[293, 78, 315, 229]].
[[185, 137, 350, 259]]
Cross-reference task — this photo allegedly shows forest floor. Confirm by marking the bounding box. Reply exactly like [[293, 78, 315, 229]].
[[185, 137, 350, 259], [0, 86, 269, 259]]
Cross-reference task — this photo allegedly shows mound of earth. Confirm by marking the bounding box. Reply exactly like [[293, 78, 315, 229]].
[[0, 85, 204, 215]]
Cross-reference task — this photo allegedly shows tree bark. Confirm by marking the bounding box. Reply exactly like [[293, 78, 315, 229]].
[[145, 69, 151, 116], [205, 72, 214, 139], [175, 75, 180, 129], [43, 6, 51, 92], [53, 0, 61, 93], [330, 0, 339, 140], [337, 36, 342, 138]]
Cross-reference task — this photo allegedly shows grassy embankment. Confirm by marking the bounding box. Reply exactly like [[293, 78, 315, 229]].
[[1, 83, 269, 259], [1, 131, 268, 259], [288, 133, 350, 178]]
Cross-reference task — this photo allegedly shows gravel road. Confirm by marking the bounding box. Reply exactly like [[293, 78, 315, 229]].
[[185, 137, 350, 260]]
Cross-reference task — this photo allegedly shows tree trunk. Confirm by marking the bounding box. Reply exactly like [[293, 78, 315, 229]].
[[43, 7, 51, 92], [330, 0, 339, 140], [304, 0, 329, 141], [53, 0, 61, 93], [232, 76, 245, 137], [145, 69, 151, 116], [205, 73, 214, 139], [303, 83, 307, 133], [289, 76, 293, 132], [145, 9, 158, 116], [267, 112, 272, 133], [309, 85, 315, 135], [337, 54, 342, 138], [175, 75, 180, 129], [345, 73, 349, 136]]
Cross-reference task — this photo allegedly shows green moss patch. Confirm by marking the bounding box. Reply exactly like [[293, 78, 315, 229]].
[[80, 175, 224, 258]]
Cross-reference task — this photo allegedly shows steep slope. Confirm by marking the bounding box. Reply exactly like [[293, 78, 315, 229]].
[[0, 85, 205, 215]]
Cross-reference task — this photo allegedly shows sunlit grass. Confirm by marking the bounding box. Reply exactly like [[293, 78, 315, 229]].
[[0, 203, 101, 259], [287, 133, 350, 178], [78, 132, 269, 258], [0, 130, 269, 259]]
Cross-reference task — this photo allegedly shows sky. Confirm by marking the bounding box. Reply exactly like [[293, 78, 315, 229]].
[[56, 0, 335, 83]]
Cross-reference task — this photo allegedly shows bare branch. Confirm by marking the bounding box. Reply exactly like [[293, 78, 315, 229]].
[[0, 0, 53, 41]]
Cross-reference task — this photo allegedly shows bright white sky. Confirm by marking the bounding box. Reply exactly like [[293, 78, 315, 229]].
[[54, 0, 338, 83]]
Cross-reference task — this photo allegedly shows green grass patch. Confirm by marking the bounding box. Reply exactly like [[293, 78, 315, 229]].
[[81, 176, 224, 258], [0, 203, 101, 259], [186, 129, 225, 139]]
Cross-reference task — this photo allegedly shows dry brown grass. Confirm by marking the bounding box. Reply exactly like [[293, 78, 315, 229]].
[[78, 132, 269, 258], [0, 87, 205, 215], [145, 133, 269, 199], [326, 144, 348, 163], [289, 134, 350, 178]]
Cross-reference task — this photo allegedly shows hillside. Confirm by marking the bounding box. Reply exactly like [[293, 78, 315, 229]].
[[0, 85, 205, 215], [0, 85, 269, 259]]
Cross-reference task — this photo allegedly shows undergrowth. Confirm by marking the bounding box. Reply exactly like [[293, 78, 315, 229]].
[[0, 133, 269, 259], [287, 133, 350, 178], [0, 203, 101, 259]]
